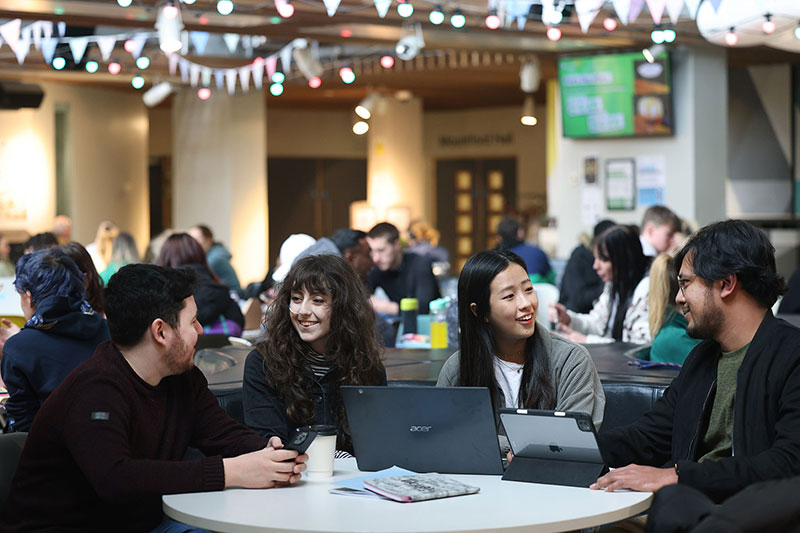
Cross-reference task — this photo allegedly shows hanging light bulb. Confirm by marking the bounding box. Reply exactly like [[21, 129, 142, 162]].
[[662, 28, 676, 43], [157, 1, 184, 53], [217, 0, 234, 15], [117, 0, 132, 6], [380, 55, 395, 68], [339, 66, 356, 84], [108, 62, 122, 75], [762, 14, 776, 34], [277, 0, 294, 18], [136, 56, 150, 69], [397, 1, 414, 18], [724, 27, 738, 46], [795, 21, 800, 40], [269, 83, 284, 96], [520, 95, 537, 126], [485, 9, 501, 30], [429, 5, 445, 25], [52, 57, 67, 70], [183, 0, 197, 4], [308, 76, 322, 88], [198, 88, 211, 100], [546, 26, 561, 41], [132, 76, 145, 89], [651, 27, 665, 44], [450, 10, 466, 28], [603, 17, 617, 31], [85, 60, 99, 73], [271, 72, 285, 84]]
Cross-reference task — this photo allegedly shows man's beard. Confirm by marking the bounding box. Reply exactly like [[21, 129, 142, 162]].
[[165, 330, 195, 375], [686, 288, 723, 341]]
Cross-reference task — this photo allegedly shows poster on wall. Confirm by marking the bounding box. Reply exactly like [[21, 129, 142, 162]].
[[636, 155, 666, 206], [605, 158, 636, 210], [581, 186, 603, 227], [583, 155, 599, 185]]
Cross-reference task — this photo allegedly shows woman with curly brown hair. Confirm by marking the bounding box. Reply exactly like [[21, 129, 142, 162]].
[[242, 254, 386, 454]]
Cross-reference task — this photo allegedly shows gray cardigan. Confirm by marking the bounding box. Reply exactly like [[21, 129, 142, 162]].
[[436, 323, 605, 430]]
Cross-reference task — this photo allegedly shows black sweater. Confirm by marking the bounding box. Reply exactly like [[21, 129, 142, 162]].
[[2, 342, 266, 532], [597, 312, 800, 502]]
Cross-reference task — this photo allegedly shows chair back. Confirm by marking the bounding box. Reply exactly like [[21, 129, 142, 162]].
[[532, 283, 560, 325], [599, 382, 666, 434], [0, 432, 27, 506]]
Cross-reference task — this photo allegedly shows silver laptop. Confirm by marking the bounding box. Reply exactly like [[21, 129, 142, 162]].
[[341, 386, 504, 475]]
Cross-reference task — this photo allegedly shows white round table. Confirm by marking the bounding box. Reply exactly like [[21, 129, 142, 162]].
[[163, 458, 652, 533]]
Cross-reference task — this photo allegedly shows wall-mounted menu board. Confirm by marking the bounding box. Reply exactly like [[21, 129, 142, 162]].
[[558, 50, 673, 138]]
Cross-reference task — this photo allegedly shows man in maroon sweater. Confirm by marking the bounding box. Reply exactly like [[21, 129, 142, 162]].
[[2, 264, 306, 532]]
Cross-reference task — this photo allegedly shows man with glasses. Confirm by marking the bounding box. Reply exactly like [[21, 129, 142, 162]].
[[590, 220, 800, 528]]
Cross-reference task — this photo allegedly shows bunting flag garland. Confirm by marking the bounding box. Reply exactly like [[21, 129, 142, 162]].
[[612, 0, 631, 24], [32, 22, 42, 50], [222, 33, 240, 54], [68, 37, 89, 63], [129, 33, 147, 59], [57, 21, 66, 37], [179, 58, 189, 83], [373, 0, 391, 18], [238, 67, 250, 92], [645, 0, 667, 24], [279, 46, 293, 74], [322, 0, 341, 17], [214, 69, 224, 89], [189, 63, 201, 87], [41, 37, 58, 64], [190, 31, 210, 56], [201, 67, 212, 87], [265, 55, 278, 81], [252, 65, 264, 89], [575, 0, 603, 33], [0, 19, 22, 57], [683, 0, 701, 18], [665, 0, 684, 24], [628, 0, 646, 22], [168, 52, 179, 75], [516, 15, 527, 30], [42, 21, 52, 40], [96, 36, 116, 61], [225, 69, 237, 95], [14, 31, 30, 65], [708, 0, 723, 11]]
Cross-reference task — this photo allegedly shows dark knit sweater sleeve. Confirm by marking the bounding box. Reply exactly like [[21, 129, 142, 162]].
[[242, 349, 291, 443]]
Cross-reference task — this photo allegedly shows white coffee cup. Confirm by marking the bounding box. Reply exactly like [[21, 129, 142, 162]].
[[303, 425, 337, 479]]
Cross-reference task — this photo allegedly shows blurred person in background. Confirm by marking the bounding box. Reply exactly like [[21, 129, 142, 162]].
[[407, 220, 450, 265], [639, 205, 681, 257], [100, 232, 140, 284], [23, 232, 58, 254], [52, 215, 72, 245], [85, 220, 118, 273], [60, 242, 106, 316], [496, 216, 553, 284], [155, 233, 244, 336], [558, 219, 616, 314], [0, 234, 14, 277], [189, 224, 244, 298]]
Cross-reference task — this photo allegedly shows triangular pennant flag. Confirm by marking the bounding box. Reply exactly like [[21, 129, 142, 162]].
[[57, 21, 66, 37], [265, 55, 278, 81], [14, 31, 30, 65], [41, 37, 58, 64], [373, 0, 391, 18], [242, 35, 253, 56], [190, 64, 201, 87], [322, 0, 341, 17], [665, 0, 683, 24], [32, 22, 43, 50], [0, 19, 22, 55], [516, 15, 527, 30], [279, 45, 292, 74], [214, 70, 224, 89], [179, 59, 190, 83], [189, 31, 210, 55], [683, 0, 700, 18], [708, 0, 722, 11], [627, 0, 646, 22], [42, 21, 52, 40], [96, 36, 116, 61], [167, 53, 179, 75], [180, 31, 189, 55], [68, 37, 89, 63], [252, 65, 264, 89], [129, 33, 147, 59], [225, 69, 237, 95], [645, 0, 667, 25], [612, 0, 631, 24], [222, 33, 240, 54], [201, 67, 212, 87], [238, 67, 250, 92], [575, 0, 602, 33]]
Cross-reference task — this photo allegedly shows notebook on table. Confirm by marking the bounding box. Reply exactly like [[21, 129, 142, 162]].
[[341, 386, 504, 475]]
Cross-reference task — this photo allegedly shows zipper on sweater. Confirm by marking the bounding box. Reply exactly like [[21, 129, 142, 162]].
[[687, 379, 716, 460]]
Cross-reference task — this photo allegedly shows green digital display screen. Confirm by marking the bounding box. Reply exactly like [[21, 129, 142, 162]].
[[558, 51, 673, 138]]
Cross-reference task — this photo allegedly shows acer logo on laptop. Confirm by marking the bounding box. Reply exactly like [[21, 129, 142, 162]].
[[409, 425, 432, 432]]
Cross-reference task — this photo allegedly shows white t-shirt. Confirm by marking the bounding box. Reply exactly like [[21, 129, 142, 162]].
[[493, 356, 524, 408]]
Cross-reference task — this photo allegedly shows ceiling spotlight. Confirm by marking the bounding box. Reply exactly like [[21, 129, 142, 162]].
[[117, 0, 132, 6], [485, 10, 501, 30], [198, 88, 211, 100], [429, 5, 445, 25], [353, 120, 369, 135], [142, 81, 172, 105], [397, 1, 414, 18], [309, 76, 322, 88], [339, 66, 356, 84], [131, 76, 146, 89], [85, 61, 99, 73], [642, 44, 665, 63], [603, 17, 617, 31], [52, 57, 66, 70], [520, 95, 537, 126], [395, 25, 425, 60], [108, 62, 122, 75], [270, 83, 284, 96], [292, 44, 323, 80], [724, 27, 738, 46], [520, 59, 540, 93], [355, 94, 376, 120], [136, 56, 150, 69], [217, 0, 234, 15], [380, 55, 395, 68], [157, 1, 184, 53], [546, 26, 561, 41], [450, 10, 466, 28], [762, 14, 776, 35]]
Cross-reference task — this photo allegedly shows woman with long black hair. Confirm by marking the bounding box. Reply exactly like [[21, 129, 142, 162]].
[[436, 249, 604, 433], [551, 225, 651, 344], [243, 254, 386, 454]]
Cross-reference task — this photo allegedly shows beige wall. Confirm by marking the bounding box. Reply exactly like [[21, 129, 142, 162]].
[[149, 106, 172, 159], [266, 108, 367, 158], [0, 82, 149, 251]]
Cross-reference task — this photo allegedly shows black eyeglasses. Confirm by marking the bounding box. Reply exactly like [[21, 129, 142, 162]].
[[676, 275, 696, 295]]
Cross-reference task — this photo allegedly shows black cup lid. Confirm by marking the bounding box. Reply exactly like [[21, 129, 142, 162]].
[[308, 424, 337, 436]]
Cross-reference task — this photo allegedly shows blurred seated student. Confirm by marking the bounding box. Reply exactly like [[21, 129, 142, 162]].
[[1, 264, 306, 532], [60, 241, 106, 316], [551, 225, 651, 344], [436, 250, 604, 441], [644, 254, 701, 365], [639, 205, 681, 257], [0, 234, 14, 277], [189, 224, 244, 298], [23, 232, 58, 254], [100, 231, 140, 284], [407, 220, 450, 265], [558, 219, 616, 314], [85, 220, 118, 273], [155, 233, 244, 336], [0, 249, 109, 432], [52, 214, 72, 244], [496, 216, 554, 284], [243, 255, 386, 454]]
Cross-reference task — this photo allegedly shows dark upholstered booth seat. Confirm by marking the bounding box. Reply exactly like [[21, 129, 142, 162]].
[[599, 382, 666, 434], [213, 388, 245, 425]]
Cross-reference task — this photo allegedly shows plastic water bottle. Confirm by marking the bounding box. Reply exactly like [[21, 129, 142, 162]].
[[429, 297, 449, 349], [400, 298, 418, 335]]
